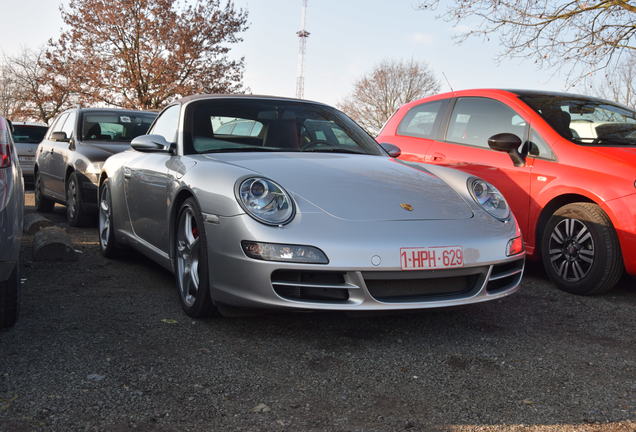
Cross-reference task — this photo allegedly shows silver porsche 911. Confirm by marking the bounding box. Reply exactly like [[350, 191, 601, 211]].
[[98, 95, 525, 317]]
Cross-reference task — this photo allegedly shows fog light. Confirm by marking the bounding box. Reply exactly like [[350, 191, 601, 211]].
[[241, 241, 329, 264], [506, 236, 524, 256]]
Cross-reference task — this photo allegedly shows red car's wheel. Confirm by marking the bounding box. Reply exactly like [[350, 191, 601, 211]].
[[541, 203, 623, 295]]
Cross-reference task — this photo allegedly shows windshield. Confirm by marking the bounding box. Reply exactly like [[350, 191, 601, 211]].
[[520, 95, 636, 146], [82, 111, 156, 143], [184, 99, 384, 155], [12, 125, 48, 144]]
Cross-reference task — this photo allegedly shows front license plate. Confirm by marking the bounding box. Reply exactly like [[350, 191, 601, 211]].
[[400, 246, 464, 270], [18, 156, 34, 162]]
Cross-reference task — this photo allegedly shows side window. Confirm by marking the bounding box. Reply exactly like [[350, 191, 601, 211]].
[[446, 97, 527, 148], [212, 117, 263, 137], [61, 111, 77, 138], [49, 113, 68, 136], [397, 100, 444, 139], [150, 105, 180, 142], [528, 129, 556, 160]]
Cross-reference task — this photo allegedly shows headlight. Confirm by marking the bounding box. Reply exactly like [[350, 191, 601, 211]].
[[468, 177, 510, 221], [237, 177, 295, 225]]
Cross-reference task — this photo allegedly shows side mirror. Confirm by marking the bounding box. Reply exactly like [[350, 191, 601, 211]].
[[131, 134, 173, 153], [488, 133, 525, 167], [380, 142, 401, 158], [50, 131, 69, 142]]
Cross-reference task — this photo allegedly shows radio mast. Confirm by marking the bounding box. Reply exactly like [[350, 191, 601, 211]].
[[295, 0, 310, 99]]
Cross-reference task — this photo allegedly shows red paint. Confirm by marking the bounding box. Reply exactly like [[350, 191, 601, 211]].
[[378, 89, 636, 275]]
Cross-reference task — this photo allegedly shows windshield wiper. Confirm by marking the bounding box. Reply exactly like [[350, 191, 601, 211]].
[[302, 148, 365, 154], [203, 147, 283, 153], [571, 137, 635, 146]]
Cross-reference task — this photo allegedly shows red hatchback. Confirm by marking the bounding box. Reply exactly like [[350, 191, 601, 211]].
[[378, 89, 636, 295]]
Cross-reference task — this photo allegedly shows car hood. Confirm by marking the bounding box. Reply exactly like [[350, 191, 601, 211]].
[[586, 146, 636, 165], [203, 153, 474, 222], [76, 141, 132, 164], [80, 141, 132, 155]]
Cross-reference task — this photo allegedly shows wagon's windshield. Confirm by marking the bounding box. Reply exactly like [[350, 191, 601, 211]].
[[185, 99, 384, 155], [82, 111, 156, 143], [520, 95, 636, 146]]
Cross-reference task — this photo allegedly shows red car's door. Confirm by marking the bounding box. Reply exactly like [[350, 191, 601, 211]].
[[424, 97, 534, 236], [378, 99, 450, 164]]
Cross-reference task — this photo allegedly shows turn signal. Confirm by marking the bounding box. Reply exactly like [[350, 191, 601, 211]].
[[507, 236, 524, 256], [241, 241, 329, 264]]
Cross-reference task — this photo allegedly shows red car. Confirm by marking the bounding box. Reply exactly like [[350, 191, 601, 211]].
[[378, 89, 636, 295]]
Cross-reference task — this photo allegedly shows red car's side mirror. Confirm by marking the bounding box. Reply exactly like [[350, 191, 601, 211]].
[[488, 133, 526, 167]]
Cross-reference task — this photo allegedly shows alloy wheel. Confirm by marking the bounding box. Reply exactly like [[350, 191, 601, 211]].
[[548, 218, 595, 282], [35, 174, 42, 206], [99, 185, 111, 249], [67, 178, 78, 220], [176, 207, 201, 307]]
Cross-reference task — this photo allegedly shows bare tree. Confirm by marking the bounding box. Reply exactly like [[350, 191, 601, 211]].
[[0, 64, 20, 120], [338, 59, 441, 134], [589, 52, 636, 109], [43, 0, 248, 110], [417, 1, 636, 83], [4, 49, 73, 124]]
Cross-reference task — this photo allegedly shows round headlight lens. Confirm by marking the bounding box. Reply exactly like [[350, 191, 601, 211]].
[[468, 178, 510, 221], [238, 177, 294, 225]]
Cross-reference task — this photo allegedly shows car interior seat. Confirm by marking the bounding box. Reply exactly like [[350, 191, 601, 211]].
[[84, 123, 110, 141], [265, 120, 300, 150], [541, 108, 573, 139]]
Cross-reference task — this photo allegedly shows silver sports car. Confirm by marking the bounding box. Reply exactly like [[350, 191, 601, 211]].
[[98, 95, 525, 317]]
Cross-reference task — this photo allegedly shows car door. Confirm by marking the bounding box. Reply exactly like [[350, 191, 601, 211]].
[[124, 104, 181, 252], [379, 99, 450, 163], [49, 110, 77, 197], [426, 97, 534, 235], [37, 112, 68, 199]]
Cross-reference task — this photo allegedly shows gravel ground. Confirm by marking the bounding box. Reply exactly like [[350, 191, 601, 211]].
[[0, 192, 634, 431]]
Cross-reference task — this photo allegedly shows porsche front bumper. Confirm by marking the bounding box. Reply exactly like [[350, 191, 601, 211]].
[[202, 213, 525, 311]]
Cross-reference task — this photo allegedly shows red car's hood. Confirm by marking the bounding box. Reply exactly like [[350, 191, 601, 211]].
[[586, 146, 636, 165]]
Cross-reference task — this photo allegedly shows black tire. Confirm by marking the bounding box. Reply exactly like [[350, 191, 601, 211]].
[[173, 198, 218, 318], [98, 179, 124, 258], [541, 202, 623, 295], [34, 170, 55, 213], [0, 262, 20, 330], [66, 171, 91, 227]]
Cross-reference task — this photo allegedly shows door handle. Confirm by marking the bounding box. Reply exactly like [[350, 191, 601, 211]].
[[123, 167, 132, 179], [427, 152, 446, 162]]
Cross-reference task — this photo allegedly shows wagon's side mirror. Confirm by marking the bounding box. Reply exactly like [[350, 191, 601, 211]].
[[50, 131, 69, 142], [488, 133, 525, 167], [380, 142, 401, 158], [131, 134, 173, 153]]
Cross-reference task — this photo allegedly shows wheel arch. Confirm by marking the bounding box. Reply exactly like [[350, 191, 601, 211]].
[[65, 166, 75, 181], [535, 194, 595, 257], [169, 188, 199, 261], [99, 172, 108, 187]]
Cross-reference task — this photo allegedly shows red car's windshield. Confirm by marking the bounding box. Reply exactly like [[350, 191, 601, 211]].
[[521, 95, 636, 146]]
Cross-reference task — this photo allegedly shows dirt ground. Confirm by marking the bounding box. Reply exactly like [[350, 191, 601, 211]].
[[0, 192, 634, 431]]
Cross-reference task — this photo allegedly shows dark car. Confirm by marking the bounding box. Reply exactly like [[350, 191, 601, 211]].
[[34, 108, 157, 226], [0, 116, 24, 329]]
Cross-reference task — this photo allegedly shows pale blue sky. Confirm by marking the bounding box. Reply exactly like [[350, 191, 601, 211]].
[[0, 0, 571, 106]]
